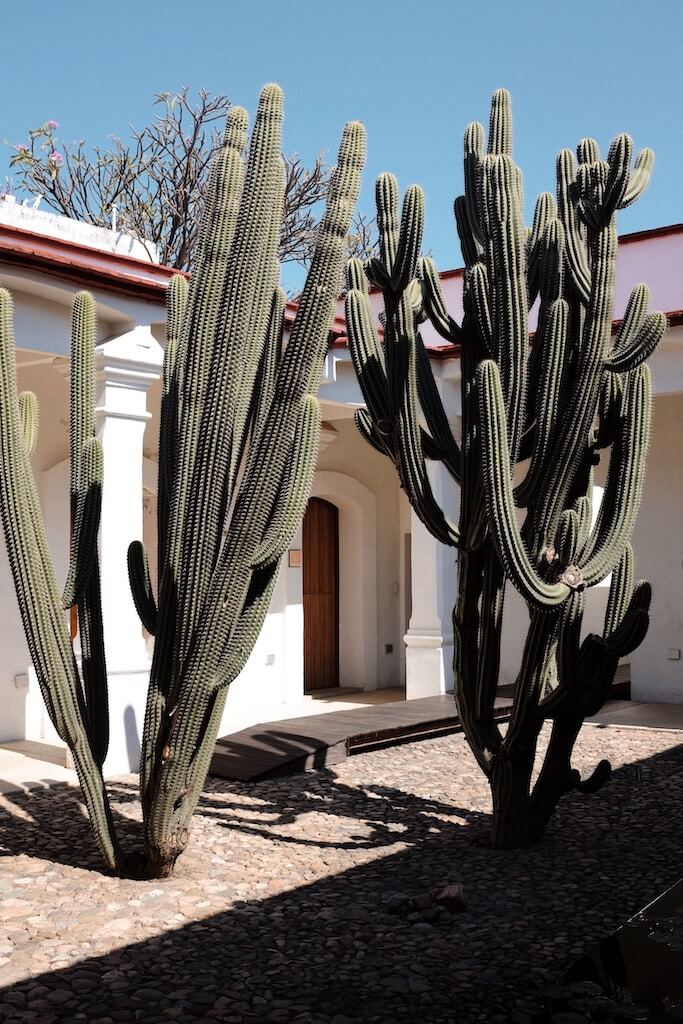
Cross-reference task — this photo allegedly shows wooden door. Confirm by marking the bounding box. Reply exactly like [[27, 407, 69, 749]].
[[303, 497, 339, 692]]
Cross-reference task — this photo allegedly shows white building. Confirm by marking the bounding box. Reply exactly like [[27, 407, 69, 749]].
[[0, 198, 681, 775]]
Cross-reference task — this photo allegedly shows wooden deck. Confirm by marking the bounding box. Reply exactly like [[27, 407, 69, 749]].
[[210, 694, 512, 782]]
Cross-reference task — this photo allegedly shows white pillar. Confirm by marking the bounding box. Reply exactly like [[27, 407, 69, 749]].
[[404, 464, 458, 698], [96, 327, 162, 775], [404, 365, 460, 699]]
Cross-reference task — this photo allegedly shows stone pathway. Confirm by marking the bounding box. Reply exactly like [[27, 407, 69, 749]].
[[0, 724, 681, 1023]]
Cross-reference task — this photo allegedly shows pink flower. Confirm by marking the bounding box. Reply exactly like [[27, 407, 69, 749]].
[[14, 144, 28, 153], [46, 119, 59, 130], [49, 151, 63, 165]]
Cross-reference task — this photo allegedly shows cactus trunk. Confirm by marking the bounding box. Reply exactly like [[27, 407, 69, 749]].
[[347, 90, 661, 847]]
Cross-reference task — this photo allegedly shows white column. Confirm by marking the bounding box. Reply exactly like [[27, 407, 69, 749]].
[[404, 464, 458, 698], [96, 326, 163, 775], [404, 364, 460, 699]]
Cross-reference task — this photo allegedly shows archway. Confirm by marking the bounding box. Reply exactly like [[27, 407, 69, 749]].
[[309, 471, 378, 691]]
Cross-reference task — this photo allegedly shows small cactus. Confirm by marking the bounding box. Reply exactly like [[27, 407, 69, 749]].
[[347, 89, 661, 847]]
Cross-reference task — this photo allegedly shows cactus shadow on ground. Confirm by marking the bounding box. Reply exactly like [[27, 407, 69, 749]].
[[0, 733, 681, 1021]]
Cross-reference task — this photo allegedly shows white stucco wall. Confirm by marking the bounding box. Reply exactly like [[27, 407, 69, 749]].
[[0, 196, 159, 262], [631, 392, 683, 702]]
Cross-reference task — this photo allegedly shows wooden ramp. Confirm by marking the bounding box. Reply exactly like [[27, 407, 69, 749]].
[[210, 694, 512, 782]]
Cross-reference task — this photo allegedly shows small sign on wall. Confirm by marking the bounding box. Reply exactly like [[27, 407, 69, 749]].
[[288, 549, 302, 568]]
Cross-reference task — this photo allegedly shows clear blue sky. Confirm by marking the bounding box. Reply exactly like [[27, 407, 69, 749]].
[[2, 0, 682, 285]]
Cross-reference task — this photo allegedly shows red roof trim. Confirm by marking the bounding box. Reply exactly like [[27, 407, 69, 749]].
[[618, 222, 683, 245], [0, 222, 180, 303], [369, 223, 683, 293], [2, 219, 680, 350], [0, 222, 348, 336]]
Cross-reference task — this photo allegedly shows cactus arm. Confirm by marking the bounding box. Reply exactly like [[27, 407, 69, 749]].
[[604, 543, 634, 636], [127, 540, 158, 635], [276, 121, 366, 400], [462, 122, 485, 250], [0, 289, 120, 870], [249, 396, 320, 569], [580, 365, 652, 586], [534, 215, 618, 545], [475, 541, 506, 722], [164, 105, 249, 594], [526, 192, 556, 303], [481, 154, 529, 463], [215, 561, 281, 689], [227, 161, 286, 488], [467, 263, 494, 355], [391, 185, 425, 292], [487, 88, 513, 157], [173, 89, 283, 668], [63, 292, 97, 602], [354, 407, 393, 457], [19, 391, 38, 456], [62, 439, 103, 609], [157, 273, 188, 582], [252, 286, 285, 437], [606, 310, 666, 374], [614, 283, 649, 348], [619, 148, 655, 208], [374, 172, 399, 282], [514, 298, 568, 507], [391, 295, 459, 546], [55, 292, 109, 769], [454, 194, 480, 270], [556, 150, 591, 305], [603, 135, 633, 215], [78, 565, 108, 768], [345, 287, 392, 433], [416, 256, 462, 343], [414, 331, 461, 481], [66, 293, 109, 769], [345, 283, 458, 473], [477, 359, 570, 608]]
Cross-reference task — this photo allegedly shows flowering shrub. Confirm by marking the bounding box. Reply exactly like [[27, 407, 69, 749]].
[[11, 120, 64, 180], [6, 92, 375, 270]]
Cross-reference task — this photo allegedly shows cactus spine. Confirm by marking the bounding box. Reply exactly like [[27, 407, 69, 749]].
[[347, 90, 661, 847], [0, 85, 365, 876]]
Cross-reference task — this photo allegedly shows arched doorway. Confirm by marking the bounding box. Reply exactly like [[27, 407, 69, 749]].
[[303, 497, 339, 692]]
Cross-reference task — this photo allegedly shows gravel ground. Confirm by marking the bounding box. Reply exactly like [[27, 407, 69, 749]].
[[0, 723, 681, 1024]]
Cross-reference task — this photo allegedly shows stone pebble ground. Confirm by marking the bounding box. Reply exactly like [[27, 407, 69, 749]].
[[0, 723, 681, 1024]]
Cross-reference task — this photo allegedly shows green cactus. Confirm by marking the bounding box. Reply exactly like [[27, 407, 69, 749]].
[[0, 85, 365, 876], [347, 89, 662, 847], [0, 288, 120, 870]]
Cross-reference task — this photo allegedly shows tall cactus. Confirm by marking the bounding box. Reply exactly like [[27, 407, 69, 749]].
[[347, 90, 662, 847], [0, 85, 365, 876], [0, 290, 120, 870]]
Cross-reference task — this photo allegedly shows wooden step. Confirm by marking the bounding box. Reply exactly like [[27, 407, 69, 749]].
[[211, 695, 513, 782]]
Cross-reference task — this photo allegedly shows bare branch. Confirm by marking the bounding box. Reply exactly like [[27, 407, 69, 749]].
[[8, 90, 376, 272]]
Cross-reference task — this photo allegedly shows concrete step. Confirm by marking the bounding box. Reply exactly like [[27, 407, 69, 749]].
[[1, 738, 73, 769]]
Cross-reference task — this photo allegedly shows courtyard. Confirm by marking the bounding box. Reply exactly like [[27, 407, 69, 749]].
[[1, 723, 681, 1023]]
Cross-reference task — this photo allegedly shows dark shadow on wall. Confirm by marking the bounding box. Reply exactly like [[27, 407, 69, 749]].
[[123, 703, 142, 774], [0, 740, 681, 1021]]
